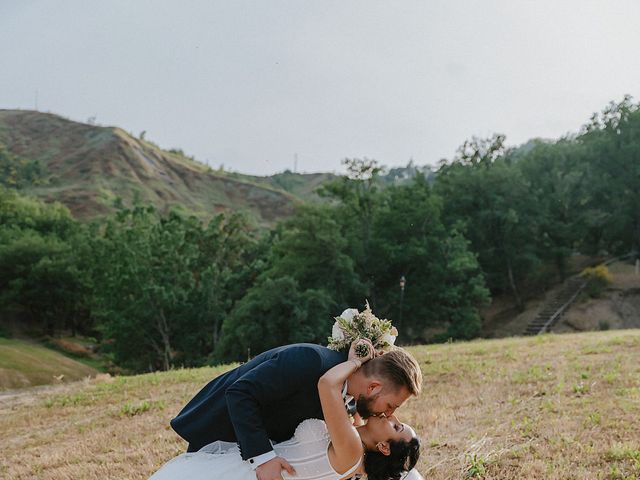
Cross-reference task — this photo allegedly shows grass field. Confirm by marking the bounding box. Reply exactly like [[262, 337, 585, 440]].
[[1, 330, 639, 479]]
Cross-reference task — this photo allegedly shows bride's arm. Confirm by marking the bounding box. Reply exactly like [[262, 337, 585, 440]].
[[318, 339, 374, 469]]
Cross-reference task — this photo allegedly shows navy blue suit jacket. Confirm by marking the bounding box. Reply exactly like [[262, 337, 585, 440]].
[[170, 343, 347, 459]]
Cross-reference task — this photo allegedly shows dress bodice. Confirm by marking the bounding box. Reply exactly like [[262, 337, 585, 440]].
[[274, 419, 360, 480]]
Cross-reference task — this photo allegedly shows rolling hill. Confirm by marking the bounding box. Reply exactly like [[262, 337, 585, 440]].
[[0, 338, 98, 390], [0, 110, 332, 226]]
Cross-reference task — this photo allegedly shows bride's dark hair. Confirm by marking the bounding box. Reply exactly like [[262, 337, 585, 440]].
[[364, 436, 420, 480]]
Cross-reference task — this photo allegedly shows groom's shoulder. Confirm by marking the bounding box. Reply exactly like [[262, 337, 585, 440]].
[[280, 343, 338, 356], [284, 343, 346, 367], [262, 343, 346, 368]]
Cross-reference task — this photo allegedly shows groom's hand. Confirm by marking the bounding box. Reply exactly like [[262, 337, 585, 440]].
[[255, 456, 296, 480]]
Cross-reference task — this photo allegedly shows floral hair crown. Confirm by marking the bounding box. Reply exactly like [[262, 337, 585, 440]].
[[327, 301, 398, 354]]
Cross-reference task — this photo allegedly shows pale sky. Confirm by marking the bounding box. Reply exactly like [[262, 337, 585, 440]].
[[1, 1, 639, 175]]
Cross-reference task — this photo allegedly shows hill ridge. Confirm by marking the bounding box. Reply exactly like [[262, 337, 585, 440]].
[[0, 109, 301, 225]]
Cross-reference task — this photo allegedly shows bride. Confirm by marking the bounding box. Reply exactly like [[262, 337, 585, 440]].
[[150, 339, 421, 480]]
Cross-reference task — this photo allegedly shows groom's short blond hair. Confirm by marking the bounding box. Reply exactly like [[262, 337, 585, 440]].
[[362, 348, 422, 396]]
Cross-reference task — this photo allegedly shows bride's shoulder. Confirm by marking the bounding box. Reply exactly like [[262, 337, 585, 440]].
[[294, 418, 328, 442]]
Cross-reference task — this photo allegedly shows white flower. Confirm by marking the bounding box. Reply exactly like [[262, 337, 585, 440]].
[[380, 331, 397, 347], [340, 308, 359, 323], [331, 321, 345, 340], [327, 303, 401, 353]]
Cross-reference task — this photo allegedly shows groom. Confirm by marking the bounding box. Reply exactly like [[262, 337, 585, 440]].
[[170, 342, 422, 480]]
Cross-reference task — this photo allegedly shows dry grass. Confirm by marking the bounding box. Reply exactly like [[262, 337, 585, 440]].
[[1, 331, 639, 479]]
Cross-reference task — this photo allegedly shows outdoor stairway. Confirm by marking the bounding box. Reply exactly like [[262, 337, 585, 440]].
[[524, 276, 587, 335]]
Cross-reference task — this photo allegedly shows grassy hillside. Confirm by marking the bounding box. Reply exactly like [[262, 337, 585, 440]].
[[1, 330, 639, 479], [0, 338, 98, 390], [0, 110, 311, 226], [243, 170, 337, 201]]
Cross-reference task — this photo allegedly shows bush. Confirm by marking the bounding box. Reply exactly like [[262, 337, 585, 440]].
[[580, 265, 613, 297]]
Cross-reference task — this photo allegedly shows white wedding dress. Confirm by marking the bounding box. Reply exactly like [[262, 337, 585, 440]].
[[149, 419, 362, 480]]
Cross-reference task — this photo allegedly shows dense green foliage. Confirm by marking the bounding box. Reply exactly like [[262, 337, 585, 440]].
[[0, 188, 91, 336], [434, 97, 640, 309], [1, 98, 639, 371], [435, 135, 538, 309], [91, 207, 261, 371]]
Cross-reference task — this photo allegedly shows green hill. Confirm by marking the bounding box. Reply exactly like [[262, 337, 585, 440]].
[[0, 110, 326, 226], [0, 338, 98, 390], [1, 330, 639, 479]]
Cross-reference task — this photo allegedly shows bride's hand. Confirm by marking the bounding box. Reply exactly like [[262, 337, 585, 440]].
[[348, 338, 375, 365]]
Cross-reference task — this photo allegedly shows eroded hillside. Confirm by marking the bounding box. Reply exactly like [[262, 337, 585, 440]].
[[0, 110, 301, 225]]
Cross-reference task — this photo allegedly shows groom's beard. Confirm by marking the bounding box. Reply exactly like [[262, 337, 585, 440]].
[[355, 393, 379, 419]]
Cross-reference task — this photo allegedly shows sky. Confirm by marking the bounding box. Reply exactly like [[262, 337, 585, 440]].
[[1, 1, 639, 176]]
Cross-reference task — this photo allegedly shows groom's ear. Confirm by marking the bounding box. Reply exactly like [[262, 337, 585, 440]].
[[367, 380, 383, 396]]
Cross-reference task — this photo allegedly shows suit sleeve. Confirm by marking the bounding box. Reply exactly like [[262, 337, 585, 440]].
[[225, 346, 324, 460]]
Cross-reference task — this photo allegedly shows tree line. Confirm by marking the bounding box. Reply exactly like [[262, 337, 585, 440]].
[[0, 97, 638, 372]]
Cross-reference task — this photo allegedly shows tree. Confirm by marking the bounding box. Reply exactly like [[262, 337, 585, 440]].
[[266, 205, 363, 306], [92, 206, 258, 371], [0, 188, 91, 336], [191, 212, 265, 350], [318, 158, 384, 303], [213, 204, 362, 361], [576, 96, 640, 254], [215, 276, 335, 362], [369, 175, 489, 340], [515, 138, 586, 281], [435, 136, 540, 309]]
